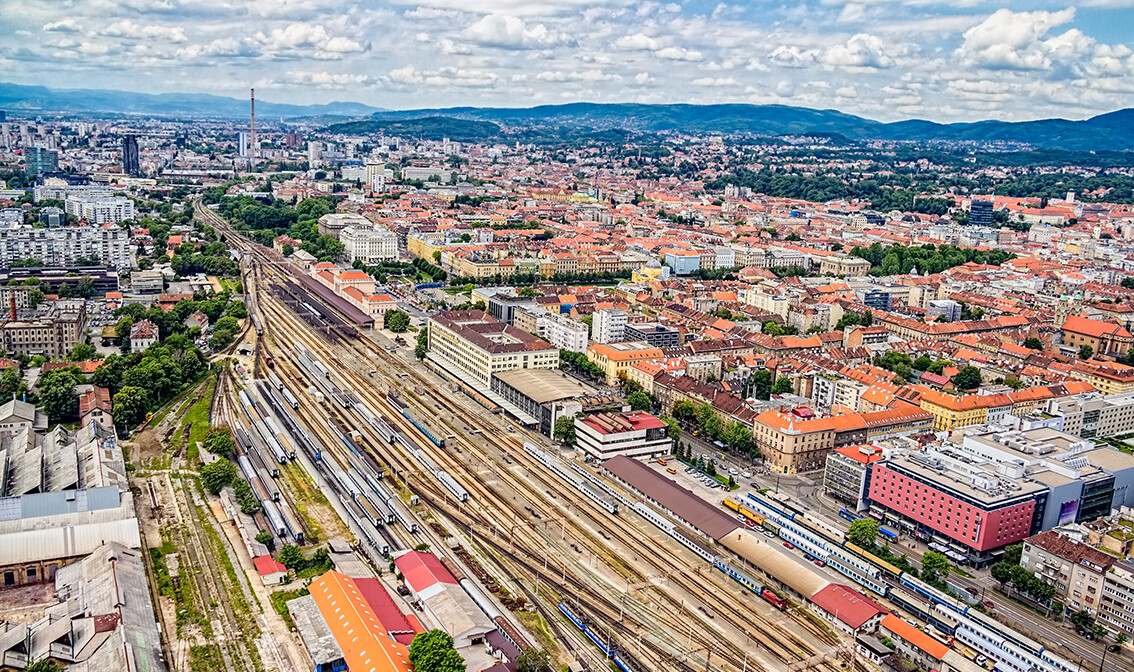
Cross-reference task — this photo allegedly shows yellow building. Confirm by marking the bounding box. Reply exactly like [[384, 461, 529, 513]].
[[631, 259, 669, 284], [586, 342, 665, 384], [917, 390, 990, 432]]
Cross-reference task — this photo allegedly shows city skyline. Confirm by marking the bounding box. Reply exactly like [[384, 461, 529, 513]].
[[1, 1, 1133, 124]]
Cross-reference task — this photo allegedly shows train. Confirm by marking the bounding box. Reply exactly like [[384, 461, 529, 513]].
[[268, 371, 284, 391], [250, 314, 263, 336], [387, 393, 446, 448], [711, 560, 788, 609], [410, 447, 469, 503], [523, 442, 618, 514], [731, 492, 1079, 672], [558, 602, 634, 672]]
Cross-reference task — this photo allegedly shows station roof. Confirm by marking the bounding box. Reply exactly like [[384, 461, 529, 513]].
[[493, 368, 599, 404], [602, 455, 739, 540], [881, 614, 949, 660], [718, 529, 831, 599], [394, 550, 459, 594]]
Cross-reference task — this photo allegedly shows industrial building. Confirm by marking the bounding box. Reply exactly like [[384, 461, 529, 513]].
[[0, 542, 166, 671], [491, 368, 608, 436], [393, 551, 496, 649], [1, 303, 88, 359]]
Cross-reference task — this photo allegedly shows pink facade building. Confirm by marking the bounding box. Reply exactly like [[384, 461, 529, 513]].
[[866, 458, 1045, 565]]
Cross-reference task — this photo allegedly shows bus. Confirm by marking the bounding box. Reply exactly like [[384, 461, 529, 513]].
[[880, 526, 899, 542], [839, 508, 861, 522]]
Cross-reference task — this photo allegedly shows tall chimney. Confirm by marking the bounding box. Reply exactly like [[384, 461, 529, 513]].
[[250, 88, 256, 158], [9, 293, 16, 321]]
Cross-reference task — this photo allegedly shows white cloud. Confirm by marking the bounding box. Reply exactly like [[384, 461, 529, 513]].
[[438, 38, 472, 55], [42, 19, 80, 33], [385, 65, 501, 88], [692, 76, 738, 86], [613, 33, 661, 51], [957, 8, 1080, 70], [101, 20, 188, 43], [823, 33, 894, 69], [277, 71, 376, 88], [657, 46, 703, 62], [768, 45, 817, 68], [836, 85, 857, 97], [463, 14, 570, 49], [536, 69, 621, 82], [256, 22, 366, 58], [634, 72, 652, 84]]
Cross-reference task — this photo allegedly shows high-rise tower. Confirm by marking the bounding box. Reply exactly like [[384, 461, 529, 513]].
[[249, 88, 257, 158], [122, 134, 140, 175]]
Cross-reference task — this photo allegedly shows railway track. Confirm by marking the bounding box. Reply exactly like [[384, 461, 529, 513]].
[[256, 283, 829, 672], [201, 201, 853, 672]]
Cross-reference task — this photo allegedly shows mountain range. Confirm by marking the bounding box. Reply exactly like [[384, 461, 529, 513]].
[[2, 82, 1133, 151]]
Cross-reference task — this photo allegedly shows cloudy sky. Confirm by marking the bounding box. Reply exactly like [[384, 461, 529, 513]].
[[2, 0, 1133, 122]]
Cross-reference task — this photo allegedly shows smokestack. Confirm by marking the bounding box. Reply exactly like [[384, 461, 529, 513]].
[[250, 88, 256, 158], [9, 293, 16, 321]]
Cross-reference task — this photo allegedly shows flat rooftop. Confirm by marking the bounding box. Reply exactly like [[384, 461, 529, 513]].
[[433, 310, 556, 355], [493, 368, 600, 404]]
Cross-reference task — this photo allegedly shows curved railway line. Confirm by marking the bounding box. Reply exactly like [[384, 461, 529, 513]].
[[195, 201, 854, 672]]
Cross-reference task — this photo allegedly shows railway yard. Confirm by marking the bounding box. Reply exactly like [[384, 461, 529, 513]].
[[176, 200, 860, 672]]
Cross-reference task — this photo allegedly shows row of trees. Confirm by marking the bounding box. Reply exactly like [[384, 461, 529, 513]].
[[217, 194, 345, 261], [673, 400, 758, 457], [559, 349, 605, 381], [90, 335, 212, 429], [850, 242, 1016, 276]]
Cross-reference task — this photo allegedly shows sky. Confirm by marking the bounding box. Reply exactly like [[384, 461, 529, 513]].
[[1, 0, 1133, 123]]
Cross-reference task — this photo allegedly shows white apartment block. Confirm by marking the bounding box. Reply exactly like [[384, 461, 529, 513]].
[[592, 307, 627, 344], [1044, 392, 1134, 439], [64, 196, 135, 224], [539, 312, 589, 354], [34, 184, 113, 203], [0, 224, 130, 268], [340, 225, 398, 263], [428, 310, 559, 388]]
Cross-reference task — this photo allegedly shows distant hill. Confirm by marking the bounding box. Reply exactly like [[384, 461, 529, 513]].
[[326, 117, 501, 143], [0, 82, 385, 119], [3, 82, 1132, 150], [359, 103, 1134, 151]]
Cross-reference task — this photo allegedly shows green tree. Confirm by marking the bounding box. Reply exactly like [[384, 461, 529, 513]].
[[203, 427, 236, 458], [696, 404, 722, 439], [991, 561, 1014, 584], [112, 386, 151, 428], [38, 367, 81, 423], [74, 275, 96, 298], [385, 310, 411, 333], [200, 459, 236, 495], [67, 342, 100, 361], [952, 366, 982, 390], [415, 328, 428, 360], [921, 552, 950, 584], [515, 648, 553, 672], [233, 479, 261, 514], [771, 377, 793, 395], [255, 531, 273, 546], [0, 367, 29, 400], [846, 519, 880, 548], [277, 544, 305, 571], [662, 417, 681, 442], [1079, 344, 1094, 360], [748, 369, 773, 400], [1002, 542, 1023, 565], [1069, 610, 1095, 631], [25, 661, 62, 672], [409, 630, 466, 672], [225, 301, 248, 319], [1023, 337, 1043, 350], [673, 401, 697, 423], [27, 288, 45, 308], [553, 416, 576, 446], [627, 391, 653, 412]]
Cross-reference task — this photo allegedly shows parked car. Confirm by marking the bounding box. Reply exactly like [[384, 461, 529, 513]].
[[783, 541, 794, 549]]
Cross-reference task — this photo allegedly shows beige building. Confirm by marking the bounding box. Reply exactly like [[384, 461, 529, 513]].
[[752, 409, 838, 474], [1100, 558, 1134, 638], [317, 213, 370, 238], [427, 310, 558, 387], [1022, 530, 1114, 615], [586, 341, 664, 384], [1, 303, 86, 358], [818, 254, 872, 277]]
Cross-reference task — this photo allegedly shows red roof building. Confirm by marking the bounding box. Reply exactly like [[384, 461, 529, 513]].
[[252, 555, 288, 585], [809, 584, 887, 633]]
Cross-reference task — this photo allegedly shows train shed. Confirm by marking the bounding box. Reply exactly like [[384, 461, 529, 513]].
[[718, 529, 831, 599], [601, 455, 740, 541], [294, 272, 375, 328]]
